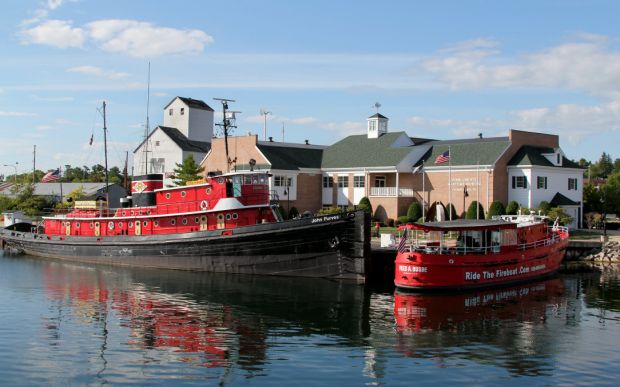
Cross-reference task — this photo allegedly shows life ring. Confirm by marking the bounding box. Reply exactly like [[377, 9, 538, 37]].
[[108, 221, 114, 230], [449, 259, 454, 264], [200, 200, 208, 210]]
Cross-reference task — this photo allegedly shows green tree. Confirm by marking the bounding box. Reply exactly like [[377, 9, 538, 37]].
[[506, 201, 520, 215], [406, 201, 422, 222], [446, 203, 458, 220], [538, 201, 552, 215], [466, 201, 485, 219], [604, 172, 620, 215], [12, 182, 53, 217], [583, 183, 602, 213], [171, 155, 205, 186], [547, 207, 574, 226], [357, 197, 373, 215], [487, 201, 506, 219], [598, 152, 614, 177]]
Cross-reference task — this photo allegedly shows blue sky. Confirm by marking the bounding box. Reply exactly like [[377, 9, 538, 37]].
[[1, 0, 619, 175]]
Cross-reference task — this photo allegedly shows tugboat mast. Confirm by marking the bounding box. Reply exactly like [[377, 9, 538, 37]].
[[102, 101, 109, 200], [213, 98, 236, 172]]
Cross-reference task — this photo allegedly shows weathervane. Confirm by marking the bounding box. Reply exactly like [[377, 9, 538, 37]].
[[374, 102, 381, 113]]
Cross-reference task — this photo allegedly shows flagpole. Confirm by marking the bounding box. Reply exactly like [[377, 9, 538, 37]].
[[422, 160, 425, 221], [448, 145, 452, 221], [476, 161, 480, 220], [59, 166, 63, 203]]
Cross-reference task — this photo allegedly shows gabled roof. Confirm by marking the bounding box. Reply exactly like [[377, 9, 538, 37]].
[[508, 146, 581, 168], [159, 126, 211, 153], [163, 96, 214, 111], [421, 137, 511, 166], [133, 126, 211, 153], [368, 113, 388, 119], [257, 144, 323, 171], [322, 132, 413, 168], [550, 192, 580, 206]]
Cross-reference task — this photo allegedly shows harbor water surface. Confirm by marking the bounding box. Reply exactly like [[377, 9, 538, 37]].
[[1, 252, 620, 385]]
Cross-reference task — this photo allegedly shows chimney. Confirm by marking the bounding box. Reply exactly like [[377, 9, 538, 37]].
[[305, 139, 309, 145], [269, 136, 273, 142]]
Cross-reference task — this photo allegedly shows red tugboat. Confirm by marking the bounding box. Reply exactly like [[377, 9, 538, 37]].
[[394, 215, 568, 291], [0, 99, 370, 281]]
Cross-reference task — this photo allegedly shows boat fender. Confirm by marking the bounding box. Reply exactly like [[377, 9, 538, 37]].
[[200, 200, 209, 210], [328, 236, 340, 249]]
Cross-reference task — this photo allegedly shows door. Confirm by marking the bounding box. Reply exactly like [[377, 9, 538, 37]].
[[65, 222, 71, 236], [200, 215, 208, 231], [217, 214, 225, 229], [135, 220, 141, 236], [94, 222, 100, 237]]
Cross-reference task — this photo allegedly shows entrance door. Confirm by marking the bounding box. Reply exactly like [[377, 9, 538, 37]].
[[135, 220, 142, 236], [65, 222, 71, 236], [217, 214, 225, 229], [200, 215, 208, 231], [94, 222, 100, 236]]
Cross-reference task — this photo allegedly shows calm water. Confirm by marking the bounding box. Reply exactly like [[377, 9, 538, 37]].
[[1, 252, 620, 386]]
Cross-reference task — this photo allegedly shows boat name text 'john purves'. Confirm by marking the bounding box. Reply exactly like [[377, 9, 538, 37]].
[[311, 214, 341, 224]]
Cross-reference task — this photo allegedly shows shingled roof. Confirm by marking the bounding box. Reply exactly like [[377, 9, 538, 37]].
[[550, 192, 580, 206], [421, 137, 511, 166], [322, 132, 414, 168], [163, 96, 214, 111], [508, 146, 581, 168], [257, 143, 324, 171], [133, 126, 211, 153]]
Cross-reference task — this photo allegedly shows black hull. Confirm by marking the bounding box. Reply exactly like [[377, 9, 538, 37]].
[[1, 211, 370, 282]]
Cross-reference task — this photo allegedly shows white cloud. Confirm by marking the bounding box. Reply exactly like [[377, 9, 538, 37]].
[[20, 19, 85, 48], [31, 95, 74, 102], [320, 121, 365, 137], [288, 117, 319, 125], [86, 19, 214, 58], [67, 65, 129, 79], [420, 37, 620, 97], [0, 111, 36, 117]]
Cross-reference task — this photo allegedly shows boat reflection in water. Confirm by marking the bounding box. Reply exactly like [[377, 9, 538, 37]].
[[40, 260, 369, 372]]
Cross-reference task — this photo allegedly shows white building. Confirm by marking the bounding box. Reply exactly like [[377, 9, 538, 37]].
[[133, 97, 213, 181]]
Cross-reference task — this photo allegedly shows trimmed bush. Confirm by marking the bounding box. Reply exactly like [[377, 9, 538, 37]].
[[487, 201, 506, 219], [406, 201, 422, 222], [397, 215, 410, 225], [466, 201, 485, 219], [446, 203, 458, 220], [386, 218, 395, 227], [358, 197, 372, 214], [538, 201, 552, 215], [506, 201, 520, 215]]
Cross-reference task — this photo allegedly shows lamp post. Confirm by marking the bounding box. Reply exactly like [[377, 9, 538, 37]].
[[3, 162, 18, 183], [283, 179, 290, 218]]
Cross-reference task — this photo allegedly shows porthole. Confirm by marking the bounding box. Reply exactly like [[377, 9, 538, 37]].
[[143, 221, 148, 227], [122, 211, 126, 216], [89, 222, 94, 229], [165, 193, 171, 199], [182, 218, 188, 225], [232, 213, 238, 220], [171, 219, 176, 226], [201, 216, 207, 222], [195, 217, 200, 224], [128, 222, 133, 228], [226, 213, 232, 220], [118, 222, 123, 228], [206, 187, 212, 195], [76, 222, 81, 228], [181, 191, 187, 197], [108, 221, 114, 230], [217, 177, 224, 183], [153, 220, 158, 227]]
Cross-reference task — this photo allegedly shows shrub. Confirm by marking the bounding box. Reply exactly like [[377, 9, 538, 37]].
[[487, 201, 506, 219], [288, 207, 299, 219], [406, 201, 422, 222], [466, 201, 485, 219], [547, 207, 574, 226], [358, 197, 372, 214], [506, 201, 520, 215], [386, 218, 395, 227], [446, 203, 458, 220], [317, 207, 342, 215], [538, 201, 552, 215], [397, 215, 410, 225]]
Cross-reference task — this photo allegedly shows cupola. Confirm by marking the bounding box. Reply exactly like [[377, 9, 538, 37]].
[[367, 113, 388, 139]]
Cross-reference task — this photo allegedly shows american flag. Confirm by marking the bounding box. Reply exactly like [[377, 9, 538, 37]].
[[434, 150, 450, 164], [397, 229, 408, 253], [41, 168, 60, 182]]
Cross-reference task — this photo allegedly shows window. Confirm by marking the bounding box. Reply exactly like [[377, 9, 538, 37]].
[[338, 176, 348, 188], [354, 176, 365, 188], [557, 153, 561, 164], [180, 107, 185, 115], [169, 108, 173, 115], [374, 176, 386, 188], [512, 176, 527, 189], [274, 175, 292, 187], [369, 120, 377, 132], [568, 178, 578, 190], [537, 176, 547, 189], [155, 141, 160, 146], [149, 158, 165, 174], [323, 176, 333, 188]]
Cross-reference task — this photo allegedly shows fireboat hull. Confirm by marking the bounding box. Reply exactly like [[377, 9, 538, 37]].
[[1, 211, 370, 282], [395, 239, 568, 291]]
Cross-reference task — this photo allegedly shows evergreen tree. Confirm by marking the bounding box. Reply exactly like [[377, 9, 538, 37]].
[[487, 201, 506, 219], [598, 152, 614, 177], [406, 201, 422, 222], [171, 155, 205, 186], [446, 203, 458, 220]]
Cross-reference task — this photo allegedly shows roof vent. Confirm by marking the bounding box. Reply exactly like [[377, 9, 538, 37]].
[[305, 139, 309, 145], [268, 136, 273, 142], [478, 133, 483, 139]]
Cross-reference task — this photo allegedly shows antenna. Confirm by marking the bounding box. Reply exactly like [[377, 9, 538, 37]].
[[374, 102, 381, 113], [214, 98, 237, 172], [260, 108, 271, 140], [142, 62, 152, 175]]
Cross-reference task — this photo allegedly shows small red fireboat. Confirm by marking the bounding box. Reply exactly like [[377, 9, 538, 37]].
[[394, 215, 569, 291]]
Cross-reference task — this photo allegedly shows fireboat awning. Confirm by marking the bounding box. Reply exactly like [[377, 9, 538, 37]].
[[399, 219, 517, 232]]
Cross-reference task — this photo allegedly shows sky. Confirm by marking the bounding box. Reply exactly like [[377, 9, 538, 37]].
[[1, 0, 619, 176]]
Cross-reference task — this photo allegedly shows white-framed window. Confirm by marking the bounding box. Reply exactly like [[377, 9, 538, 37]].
[[369, 120, 377, 132], [568, 178, 578, 190], [149, 158, 165, 174], [168, 108, 173, 115], [323, 176, 333, 188], [338, 176, 348, 188], [537, 176, 547, 189], [274, 175, 292, 187], [512, 176, 527, 189], [374, 176, 386, 188], [354, 176, 365, 188], [155, 141, 160, 146], [180, 107, 185, 115]]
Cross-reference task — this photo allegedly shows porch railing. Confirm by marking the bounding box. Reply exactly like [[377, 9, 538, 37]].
[[370, 187, 414, 197]]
